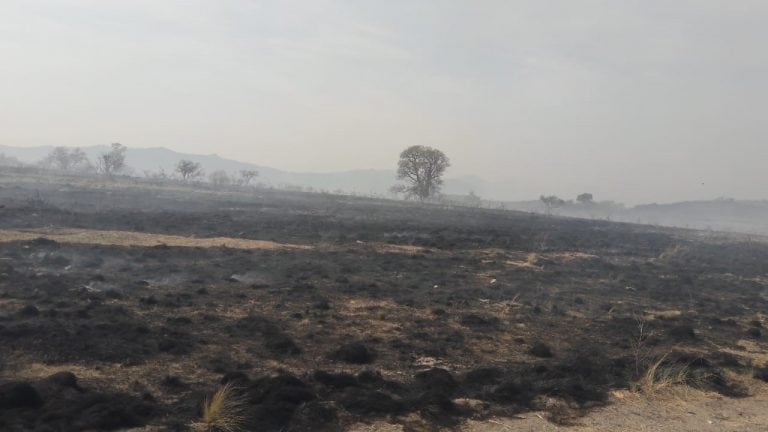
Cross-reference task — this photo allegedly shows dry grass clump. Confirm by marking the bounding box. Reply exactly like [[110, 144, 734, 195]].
[[632, 354, 691, 397], [192, 382, 246, 432]]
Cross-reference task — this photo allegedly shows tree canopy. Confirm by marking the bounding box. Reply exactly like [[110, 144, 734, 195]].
[[39, 147, 91, 172], [394, 145, 450, 201], [175, 159, 203, 181], [96, 143, 126, 178]]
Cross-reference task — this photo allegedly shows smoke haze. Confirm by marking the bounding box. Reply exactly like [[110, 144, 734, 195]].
[[1, 1, 766, 203]]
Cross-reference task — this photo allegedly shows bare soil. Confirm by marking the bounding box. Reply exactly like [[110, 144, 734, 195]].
[[1, 173, 767, 431]]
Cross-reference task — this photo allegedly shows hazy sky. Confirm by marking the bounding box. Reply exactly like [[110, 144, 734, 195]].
[[1, 0, 766, 202]]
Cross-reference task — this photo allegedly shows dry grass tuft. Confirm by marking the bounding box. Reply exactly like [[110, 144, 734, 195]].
[[192, 382, 246, 432], [633, 354, 691, 397]]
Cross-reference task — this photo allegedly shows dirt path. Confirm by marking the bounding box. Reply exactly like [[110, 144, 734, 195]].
[[348, 386, 768, 431], [467, 389, 768, 432], [0, 227, 435, 255], [0, 227, 312, 250]]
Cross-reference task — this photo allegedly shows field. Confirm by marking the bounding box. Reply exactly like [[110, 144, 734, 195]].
[[1, 172, 768, 431]]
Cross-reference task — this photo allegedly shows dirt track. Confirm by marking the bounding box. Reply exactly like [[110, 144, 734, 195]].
[[0, 228, 311, 250]]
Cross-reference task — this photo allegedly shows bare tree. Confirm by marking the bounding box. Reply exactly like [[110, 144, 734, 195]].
[[96, 143, 127, 178], [209, 170, 232, 188], [393, 145, 450, 201], [175, 160, 203, 182], [540, 195, 565, 215], [238, 169, 258, 186], [39, 147, 91, 172]]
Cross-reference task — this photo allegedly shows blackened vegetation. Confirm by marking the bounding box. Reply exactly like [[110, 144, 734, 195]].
[[0, 372, 152, 431], [229, 316, 302, 356], [330, 342, 375, 364], [188, 361, 612, 431], [0, 182, 767, 429], [1, 302, 194, 364]]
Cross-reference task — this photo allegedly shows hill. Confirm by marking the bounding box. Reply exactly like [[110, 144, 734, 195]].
[[0, 144, 490, 197]]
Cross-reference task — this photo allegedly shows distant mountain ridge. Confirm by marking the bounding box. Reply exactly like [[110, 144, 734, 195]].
[[628, 199, 768, 234], [500, 198, 768, 235], [0, 144, 491, 197]]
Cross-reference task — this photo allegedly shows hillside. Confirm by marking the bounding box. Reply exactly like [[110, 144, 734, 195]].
[[3, 144, 768, 236], [0, 144, 491, 197]]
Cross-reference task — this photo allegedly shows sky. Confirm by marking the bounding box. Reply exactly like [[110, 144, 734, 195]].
[[1, 0, 766, 203]]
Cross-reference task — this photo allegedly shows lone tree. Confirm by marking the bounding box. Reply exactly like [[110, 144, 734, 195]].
[[577, 193, 594, 204], [393, 145, 450, 201], [238, 169, 259, 186], [175, 159, 203, 182], [39, 147, 91, 172], [540, 195, 565, 215], [96, 143, 126, 178]]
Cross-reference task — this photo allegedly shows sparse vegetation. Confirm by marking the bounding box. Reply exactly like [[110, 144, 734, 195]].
[[630, 316, 652, 377], [633, 353, 691, 396], [38, 147, 92, 172], [143, 167, 171, 183], [540, 195, 565, 214], [209, 170, 232, 188], [463, 190, 483, 208]]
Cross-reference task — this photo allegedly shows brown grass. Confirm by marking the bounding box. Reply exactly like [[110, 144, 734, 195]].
[[193, 382, 246, 432], [0, 228, 438, 256], [633, 354, 691, 397], [0, 228, 310, 250]]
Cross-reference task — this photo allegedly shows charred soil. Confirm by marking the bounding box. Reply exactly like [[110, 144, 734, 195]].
[[1, 175, 767, 431]]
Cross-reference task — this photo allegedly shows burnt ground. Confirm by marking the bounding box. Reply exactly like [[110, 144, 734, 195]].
[[1, 174, 768, 431]]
